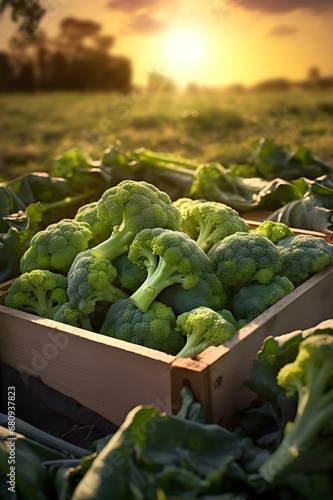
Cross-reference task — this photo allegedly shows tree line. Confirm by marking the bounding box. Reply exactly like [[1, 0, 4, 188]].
[[0, 17, 132, 92]]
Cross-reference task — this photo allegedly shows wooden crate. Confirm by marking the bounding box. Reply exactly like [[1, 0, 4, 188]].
[[0, 224, 332, 427]]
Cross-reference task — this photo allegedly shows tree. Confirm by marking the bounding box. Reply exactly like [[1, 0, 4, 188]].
[[0, 0, 45, 35]]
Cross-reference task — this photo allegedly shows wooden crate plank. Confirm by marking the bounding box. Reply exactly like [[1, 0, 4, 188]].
[[198, 264, 333, 425], [170, 357, 210, 421], [0, 306, 175, 426]]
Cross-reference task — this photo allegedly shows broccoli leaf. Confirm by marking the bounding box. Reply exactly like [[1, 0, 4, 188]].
[[266, 176, 333, 237]]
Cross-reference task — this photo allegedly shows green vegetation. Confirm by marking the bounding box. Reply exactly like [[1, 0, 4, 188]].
[[174, 198, 250, 252], [276, 234, 333, 284], [90, 180, 181, 261], [67, 249, 128, 315], [100, 298, 184, 355], [5, 269, 68, 318], [259, 333, 333, 484], [1, 89, 332, 181], [231, 274, 294, 323], [128, 227, 212, 313], [176, 306, 237, 359], [19, 218, 93, 273], [208, 231, 282, 293]]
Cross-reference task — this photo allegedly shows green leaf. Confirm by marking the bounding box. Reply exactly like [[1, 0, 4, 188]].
[[267, 175, 333, 235]]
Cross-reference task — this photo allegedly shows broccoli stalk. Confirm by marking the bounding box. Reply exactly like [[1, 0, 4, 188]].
[[130, 257, 184, 313], [259, 334, 333, 482], [91, 222, 138, 261], [176, 306, 237, 359], [90, 180, 181, 262], [128, 228, 212, 313]]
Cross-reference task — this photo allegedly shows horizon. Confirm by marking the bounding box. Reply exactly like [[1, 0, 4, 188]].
[[0, 0, 332, 88]]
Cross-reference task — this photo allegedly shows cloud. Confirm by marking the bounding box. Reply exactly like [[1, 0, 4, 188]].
[[241, 0, 333, 14], [129, 13, 166, 33], [266, 25, 299, 37], [106, 0, 161, 12]]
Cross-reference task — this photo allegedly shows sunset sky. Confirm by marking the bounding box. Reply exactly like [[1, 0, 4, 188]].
[[0, 0, 332, 88]]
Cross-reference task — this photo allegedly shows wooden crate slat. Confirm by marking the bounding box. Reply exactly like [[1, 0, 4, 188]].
[[197, 264, 333, 425], [0, 306, 175, 427]]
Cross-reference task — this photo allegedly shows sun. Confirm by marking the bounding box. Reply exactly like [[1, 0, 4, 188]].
[[162, 28, 207, 83]]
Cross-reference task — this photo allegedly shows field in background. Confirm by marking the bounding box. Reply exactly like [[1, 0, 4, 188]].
[[0, 88, 332, 180]]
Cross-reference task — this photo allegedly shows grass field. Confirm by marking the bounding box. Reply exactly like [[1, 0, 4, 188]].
[[0, 88, 333, 180]]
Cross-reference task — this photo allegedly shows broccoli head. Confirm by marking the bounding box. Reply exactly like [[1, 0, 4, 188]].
[[75, 201, 111, 247], [157, 268, 227, 315], [250, 220, 294, 244], [112, 254, 147, 293], [128, 228, 213, 313], [259, 333, 333, 482], [5, 270, 68, 318], [276, 234, 333, 284], [100, 298, 184, 355], [208, 231, 282, 293], [176, 306, 237, 358], [91, 180, 181, 262], [231, 275, 294, 324], [177, 198, 250, 252], [67, 250, 128, 315], [20, 219, 93, 274], [50, 302, 93, 331]]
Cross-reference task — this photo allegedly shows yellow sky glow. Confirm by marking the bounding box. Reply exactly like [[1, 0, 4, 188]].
[[0, 0, 332, 88]]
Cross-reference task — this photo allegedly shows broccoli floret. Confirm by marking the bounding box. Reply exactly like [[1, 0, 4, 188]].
[[218, 308, 242, 330], [276, 234, 333, 284], [251, 220, 294, 244], [5, 270, 68, 318], [67, 250, 128, 315], [100, 298, 184, 355], [128, 228, 213, 313], [178, 199, 250, 252], [176, 306, 237, 358], [259, 334, 333, 482], [208, 232, 282, 293], [20, 219, 93, 274], [75, 202, 111, 247], [91, 180, 181, 261], [50, 302, 93, 331], [231, 275, 294, 324], [157, 270, 227, 315], [112, 254, 147, 293]]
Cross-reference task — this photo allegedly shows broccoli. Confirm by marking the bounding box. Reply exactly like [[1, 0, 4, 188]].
[[91, 180, 181, 262], [157, 270, 227, 315], [75, 201, 110, 247], [5, 270, 68, 318], [259, 334, 333, 482], [276, 234, 333, 284], [177, 198, 250, 252], [128, 228, 213, 313], [100, 298, 184, 355], [208, 232, 282, 293], [20, 219, 93, 274], [250, 220, 294, 244], [112, 254, 147, 293], [67, 250, 128, 315], [230, 275, 294, 324], [218, 308, 242, 330], [50, 302, 93, 331], [176, 306, 237, 358]]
